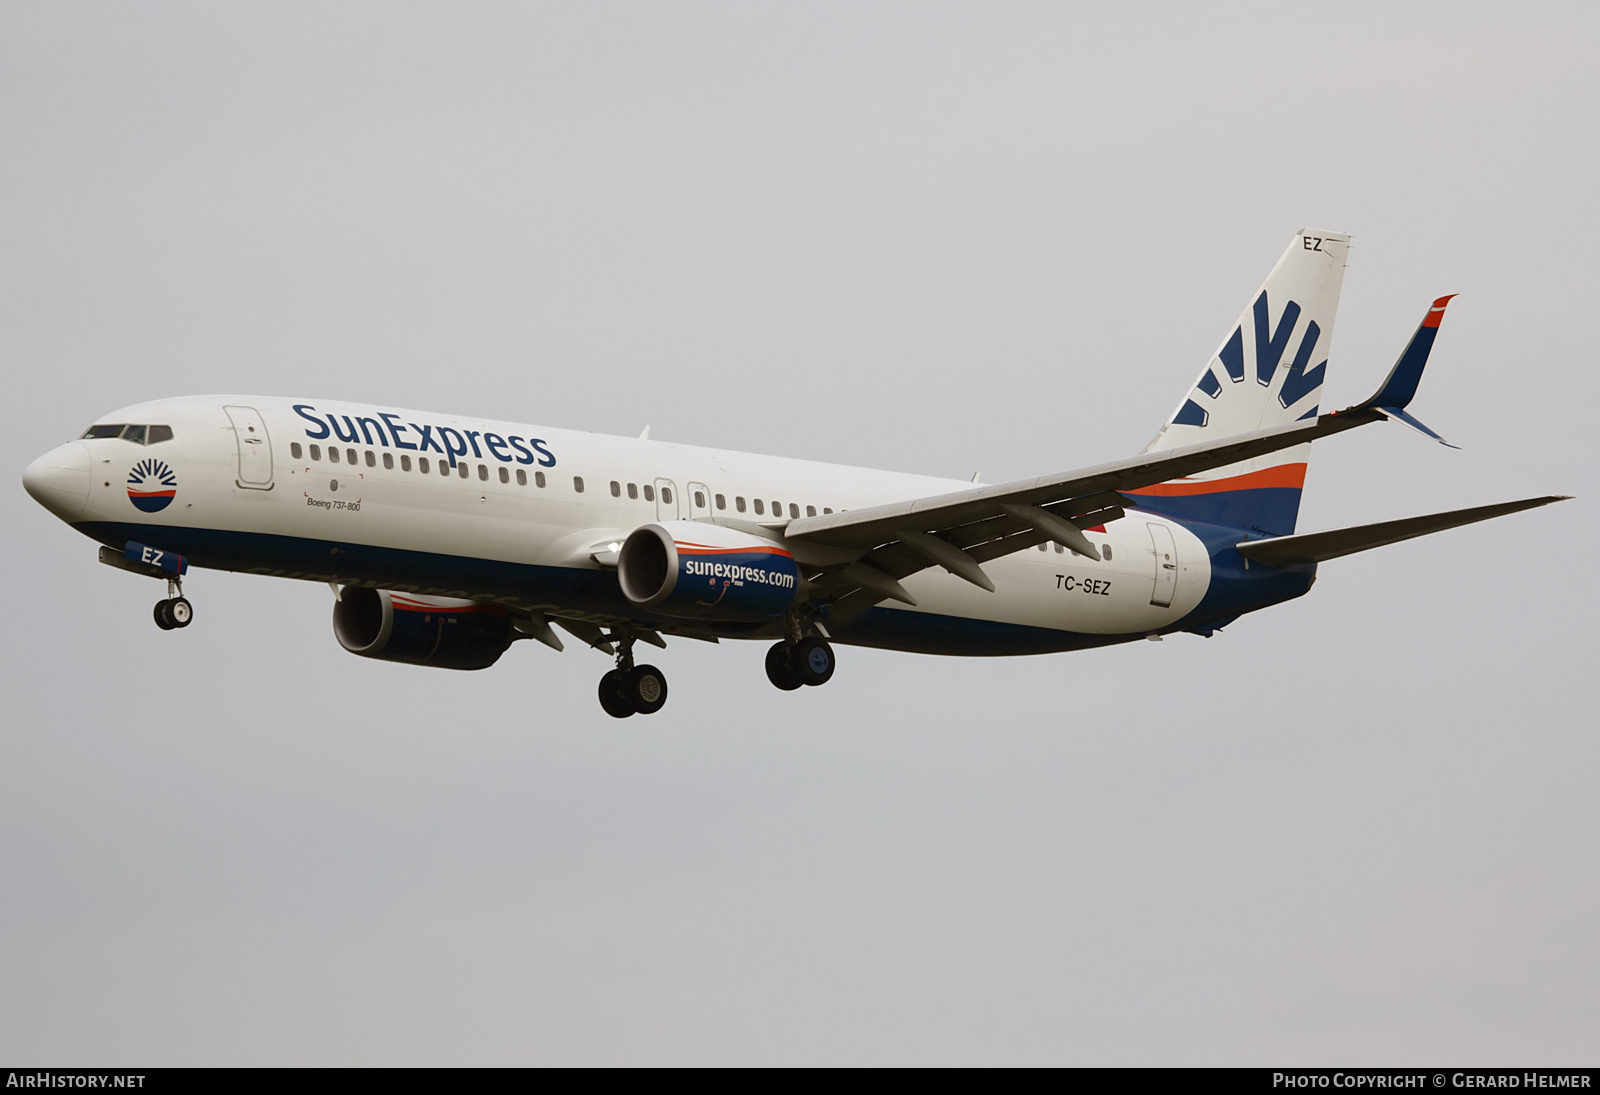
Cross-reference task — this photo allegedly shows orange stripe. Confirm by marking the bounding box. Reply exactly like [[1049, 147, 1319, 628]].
[[1124, 462, 1306, 497], [675, 543, 792, 558]]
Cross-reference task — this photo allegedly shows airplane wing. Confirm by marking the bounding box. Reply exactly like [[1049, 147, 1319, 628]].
[[781, 406, 1388, 617], [767, 293, 1466, 619]]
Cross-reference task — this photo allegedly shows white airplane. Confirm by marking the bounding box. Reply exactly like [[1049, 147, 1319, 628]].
[[23, 230, 1568, 717]]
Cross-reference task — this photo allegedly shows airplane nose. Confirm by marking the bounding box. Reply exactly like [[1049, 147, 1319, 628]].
[[23, 442, 91, 522]]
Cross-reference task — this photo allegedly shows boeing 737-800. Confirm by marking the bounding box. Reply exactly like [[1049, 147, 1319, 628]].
[[22, 230, 1568, 716]]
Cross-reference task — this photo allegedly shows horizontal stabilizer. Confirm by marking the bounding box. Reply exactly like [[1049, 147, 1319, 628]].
[[1235, 495, 1570, 566], [1376, 405, 1458, 449]]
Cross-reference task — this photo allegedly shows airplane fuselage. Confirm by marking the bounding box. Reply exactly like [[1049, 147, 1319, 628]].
[[25, 394, 1309, 658]]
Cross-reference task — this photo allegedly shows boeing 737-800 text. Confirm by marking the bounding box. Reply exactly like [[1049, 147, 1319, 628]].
[[22, 230, 1568, 716]]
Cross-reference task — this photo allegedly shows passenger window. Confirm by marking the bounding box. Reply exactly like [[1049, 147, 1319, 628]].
[[478, 464, 488, 481], [573, 476, 585, 493], [147, 425, 173, 444], [419, 457, 429, 473], [823, 507, 833, 514], [310, 444, 322, 461], [610, 481, 621, 497], [347, 448, 357, 464], [81, 424, 125, 440], [643, 485, 654, 502], [365, 451, 376, 468], [382, 452, 393, 470], [662, 487, 673, 504], [1102, 544, 1112, 561], [440, 461, 451, 477], [121, 425, 148, 444], [290, 442, 303, 460], [694, 491, 705, 509], [498, 466, 509, 483], [789, 503, 799, 519], [458, 462, 469, 479], [770, 501, 780, 516], [401, 455, 412, 471], [1054, 543, 1064, 554], [736, 496, 746, 513], [329, 448, 341, 464], [624, 483, 636, 499], [753, 499, 764, 515], [715, 494, 726, 510], [806, 505, 816, 517], [535, 471, 546, 488], [516, 469, 526, 486]]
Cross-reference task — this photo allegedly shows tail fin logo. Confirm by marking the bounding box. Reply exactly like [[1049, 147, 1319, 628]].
[[1172, 291, 1326, 428], [127, 458, 178, 513]]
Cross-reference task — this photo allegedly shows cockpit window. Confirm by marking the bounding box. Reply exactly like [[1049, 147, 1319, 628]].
[[78, 424, 173, 445]]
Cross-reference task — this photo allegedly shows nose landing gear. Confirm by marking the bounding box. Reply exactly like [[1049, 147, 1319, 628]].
[[597, 630, 669, 718], [153, 578, 193, 630]]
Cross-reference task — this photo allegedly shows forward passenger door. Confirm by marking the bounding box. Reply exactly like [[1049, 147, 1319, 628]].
[[223, 405, 274, 490]]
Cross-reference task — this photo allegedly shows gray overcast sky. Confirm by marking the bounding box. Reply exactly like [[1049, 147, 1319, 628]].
[[2, 1, 1595, 1065]]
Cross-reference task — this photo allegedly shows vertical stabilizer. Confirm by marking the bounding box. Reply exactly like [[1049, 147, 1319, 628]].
[[1131, 229, 1350, 536]]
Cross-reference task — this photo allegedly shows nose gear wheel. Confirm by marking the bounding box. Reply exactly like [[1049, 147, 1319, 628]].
[[154, 597, 193, 629], [152, 576, 192, 630]]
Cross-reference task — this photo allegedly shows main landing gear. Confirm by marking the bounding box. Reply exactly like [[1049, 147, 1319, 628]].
[[765, 635, 835, 691], [592, 626, 835, 713], [598, 630, 668, 718], [153, 577, 193, 631]]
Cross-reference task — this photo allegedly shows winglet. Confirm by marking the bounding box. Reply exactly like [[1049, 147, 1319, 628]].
[[1354, 294, 1458, 445], [1361, 295, 1457, 410]]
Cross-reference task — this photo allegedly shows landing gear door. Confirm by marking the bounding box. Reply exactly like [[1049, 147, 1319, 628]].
[[1147, 522, 1178, 607], [224, 405, 274, 490], [687, 481, 712, 520], [654, 478, 679, 521]]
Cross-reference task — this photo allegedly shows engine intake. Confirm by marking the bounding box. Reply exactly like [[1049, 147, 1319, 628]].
[[618, 521, 800, 620], [333, 587, 514, 670]]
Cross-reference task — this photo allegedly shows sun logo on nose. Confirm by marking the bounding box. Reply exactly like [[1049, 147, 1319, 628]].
[[127, 458, 178, 513]]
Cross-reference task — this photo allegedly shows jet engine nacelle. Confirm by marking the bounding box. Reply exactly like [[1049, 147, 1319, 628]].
[[618, 521, 800, 620], [333, 587, 514, 670]]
